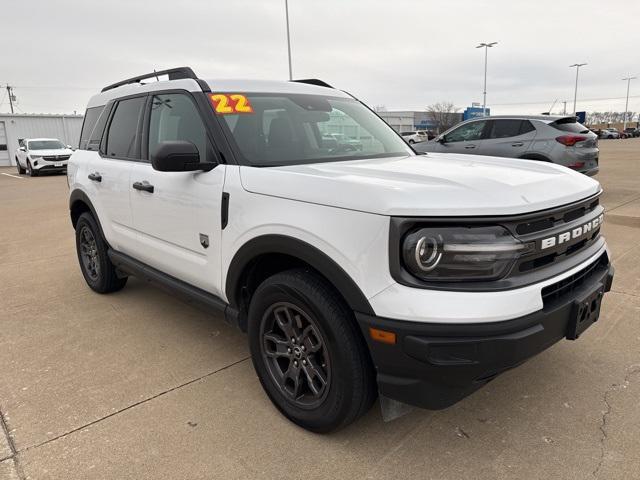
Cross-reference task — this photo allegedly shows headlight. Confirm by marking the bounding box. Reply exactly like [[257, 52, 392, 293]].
[[402, 226, 534, 282], [29, 155, 43, 159]]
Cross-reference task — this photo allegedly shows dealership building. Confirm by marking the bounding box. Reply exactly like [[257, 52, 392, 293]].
[[377, 110, 463, 133], [0, 114, 83, 167]]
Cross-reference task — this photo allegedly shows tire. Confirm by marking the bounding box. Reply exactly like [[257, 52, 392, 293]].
[[75, 212, 127, 293], [248, 269, 376, 433], [16, 158, 26, 175], [409, 139, 415, 144], [26, 161, 37, 177]]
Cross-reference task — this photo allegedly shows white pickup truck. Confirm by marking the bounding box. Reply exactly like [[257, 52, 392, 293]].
[[68, 67, 614, 432]]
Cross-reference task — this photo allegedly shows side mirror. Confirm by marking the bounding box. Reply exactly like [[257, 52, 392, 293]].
[[19, 146, 26, 152], [150, 141, 212, 172], [436, 135, 446, 144]]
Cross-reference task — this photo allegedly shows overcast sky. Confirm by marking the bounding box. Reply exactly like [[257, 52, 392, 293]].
[[1, 0, 639, 116]]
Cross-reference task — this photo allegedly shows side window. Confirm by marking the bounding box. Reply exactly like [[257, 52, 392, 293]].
[[87, 105, 111, 151], [519, 120, 535, 135], [79, 106, 104, 150], [445, 121, 486, 142], [148, 93, 208, 162], [488, 119, 524, 139], [105, 96, 145, 159]]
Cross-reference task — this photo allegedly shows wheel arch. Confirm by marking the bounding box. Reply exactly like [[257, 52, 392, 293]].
[[225, 235, 375, 330], [69, 189, 107, 242], [519, 153, 552, 162]]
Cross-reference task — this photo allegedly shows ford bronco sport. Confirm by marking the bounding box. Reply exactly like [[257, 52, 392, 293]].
[[68, 67, 614, 432]]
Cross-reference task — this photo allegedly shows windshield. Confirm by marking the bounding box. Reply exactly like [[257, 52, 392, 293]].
[[215, 93, 413, 166], [28, 140, 66, 150]]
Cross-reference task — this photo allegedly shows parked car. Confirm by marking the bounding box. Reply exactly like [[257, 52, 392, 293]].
[[600, 128, 620, 139], [415, 115, 599, 176], [322, 133, 363, 151], [400, 131, 429, 144], [15, 138, 73, 176], [623, 127, 639, 138], [68, 67, 613, 432]]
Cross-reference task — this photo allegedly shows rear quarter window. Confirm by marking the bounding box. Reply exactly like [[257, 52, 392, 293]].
[[79, 106, 104, 150]]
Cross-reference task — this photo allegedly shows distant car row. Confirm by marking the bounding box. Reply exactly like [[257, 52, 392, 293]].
[[590, 127, 640, 139], [413, 115, 600, 176]]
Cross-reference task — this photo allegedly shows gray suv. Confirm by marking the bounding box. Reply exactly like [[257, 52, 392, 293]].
[[415, 115, 599, 176]]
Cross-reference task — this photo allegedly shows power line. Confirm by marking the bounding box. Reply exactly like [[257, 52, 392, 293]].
[[492, 94, 640, 107]]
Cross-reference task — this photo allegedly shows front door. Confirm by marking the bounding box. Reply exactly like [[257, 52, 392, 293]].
[[129, 92, 225, 296], [436, 119, 489, 155]]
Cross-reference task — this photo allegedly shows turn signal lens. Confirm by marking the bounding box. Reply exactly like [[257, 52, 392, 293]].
[[369, 327, 396, 345]]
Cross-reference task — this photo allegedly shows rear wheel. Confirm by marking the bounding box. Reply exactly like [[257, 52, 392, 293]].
[[75, 212, 127, 293], [248, 269, 376, 433]]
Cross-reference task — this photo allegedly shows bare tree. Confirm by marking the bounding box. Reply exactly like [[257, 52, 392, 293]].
[[426, 102, 460, 133]]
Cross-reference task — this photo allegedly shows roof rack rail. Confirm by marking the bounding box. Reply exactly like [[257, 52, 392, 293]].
[[101, 67, 198, 92], [292, 79, 334, 89]]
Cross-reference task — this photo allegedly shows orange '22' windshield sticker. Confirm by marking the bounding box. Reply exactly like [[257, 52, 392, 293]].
[[209, 94, 253, 114]]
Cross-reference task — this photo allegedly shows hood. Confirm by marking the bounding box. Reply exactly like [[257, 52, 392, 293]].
[[239, 153, 601, 216], [30, 148, 73, 157]]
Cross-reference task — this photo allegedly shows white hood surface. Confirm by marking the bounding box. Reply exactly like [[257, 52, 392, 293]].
[[240, 153, 601, 216]]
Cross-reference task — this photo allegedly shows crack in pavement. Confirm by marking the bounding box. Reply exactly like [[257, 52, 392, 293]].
[[18, 356, 250, 454], [1, 406, 26, 480], [592, 365, 640, 478]]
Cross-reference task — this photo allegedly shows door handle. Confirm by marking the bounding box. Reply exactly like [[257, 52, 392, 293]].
[[511, 142, 524, 147], [132, 181, 154, 193], [88, 172, 102, 182], [464, 144, 476, 149]]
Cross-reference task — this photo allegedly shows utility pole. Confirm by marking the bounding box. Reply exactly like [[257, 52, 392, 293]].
[[284, 0, 293, 80], [570, 63, 587, 115], [476, 42, 498, 117], [562, 101, 567, 115], [6, 85, 15, 114], [622, 76, 637, 130]]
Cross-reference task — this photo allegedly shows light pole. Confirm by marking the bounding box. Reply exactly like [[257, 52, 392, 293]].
[[622, 76, 637, 130], [476, 42, 497, 117], [284, 0, 293, 80], [570, 63, 587, 115]]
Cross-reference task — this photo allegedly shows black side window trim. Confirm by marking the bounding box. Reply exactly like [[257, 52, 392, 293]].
[[100, 94, 147, 162]]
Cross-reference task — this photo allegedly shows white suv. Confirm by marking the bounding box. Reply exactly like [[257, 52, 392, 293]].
[[68, 67, 614, 432], [16, 138, 73, 176]]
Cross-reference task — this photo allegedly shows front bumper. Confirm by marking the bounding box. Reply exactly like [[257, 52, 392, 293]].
[[356, 252, 614, 410], [33, 160, 68, 172]]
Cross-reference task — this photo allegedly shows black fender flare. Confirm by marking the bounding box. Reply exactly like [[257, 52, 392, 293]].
[[225, 234, 375, 316], [69, 189, 107, 241]]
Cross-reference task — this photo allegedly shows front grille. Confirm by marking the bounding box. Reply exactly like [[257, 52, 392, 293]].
[[541, 253, 608, 305], [43, 155, 70, 161], [515, 197, 599, 235]]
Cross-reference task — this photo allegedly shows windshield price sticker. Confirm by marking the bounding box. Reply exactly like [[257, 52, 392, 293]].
[[209, 93, 253, 114]]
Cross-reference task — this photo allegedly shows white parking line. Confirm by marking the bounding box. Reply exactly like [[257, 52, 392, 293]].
[[1, 173, 24, 179]]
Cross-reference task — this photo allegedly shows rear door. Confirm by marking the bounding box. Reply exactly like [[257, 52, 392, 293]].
[[92, 95, 146, 255], [128, 91, 226, 295], [436, 120, 489, 154], [481, 119, 537, 158]]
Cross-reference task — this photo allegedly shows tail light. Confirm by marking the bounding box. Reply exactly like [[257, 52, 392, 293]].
[[567, 162, 585, 169], [556, 135, 587, 146]]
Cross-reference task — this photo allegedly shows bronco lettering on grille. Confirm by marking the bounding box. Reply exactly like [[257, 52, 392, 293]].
[[540, 214, 604, 250]]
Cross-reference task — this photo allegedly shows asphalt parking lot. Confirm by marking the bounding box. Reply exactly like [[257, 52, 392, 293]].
[[1, 141, 639, 480]]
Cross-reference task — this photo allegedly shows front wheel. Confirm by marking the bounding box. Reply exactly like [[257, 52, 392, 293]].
[[27, 161, 37, 177], [75, 212, 127, 293], [248, 269, 377, 433]]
